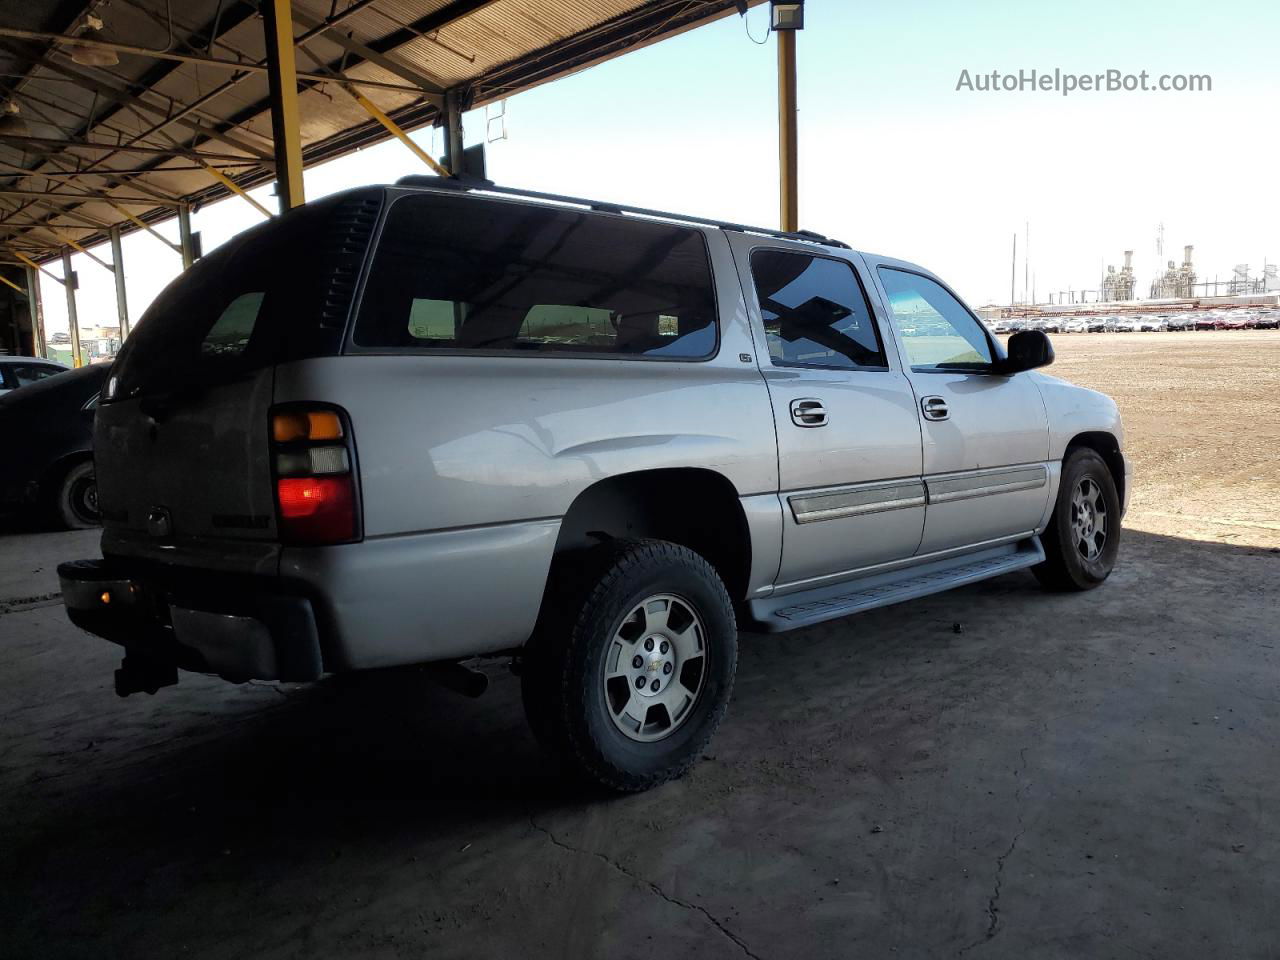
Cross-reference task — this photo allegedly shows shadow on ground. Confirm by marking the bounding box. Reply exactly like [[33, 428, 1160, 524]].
[[1, 530, 1278, 959]]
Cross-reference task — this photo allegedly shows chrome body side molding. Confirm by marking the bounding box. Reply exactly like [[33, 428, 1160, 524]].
[[785, 463, 1048, 526], [925, 464, 1048, 504], [789, 479, 926, 524]]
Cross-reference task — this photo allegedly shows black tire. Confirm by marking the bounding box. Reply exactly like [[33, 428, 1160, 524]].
[[521, 539, 737, 793], [53, 460, 100, 530], [1033, 448, 1120, 591]]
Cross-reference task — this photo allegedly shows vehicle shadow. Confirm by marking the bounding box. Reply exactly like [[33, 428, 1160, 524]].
[[2, 528, 1278, 959]]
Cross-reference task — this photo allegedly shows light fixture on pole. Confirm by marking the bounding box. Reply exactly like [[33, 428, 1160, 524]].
[[770, 1, 805, 30]]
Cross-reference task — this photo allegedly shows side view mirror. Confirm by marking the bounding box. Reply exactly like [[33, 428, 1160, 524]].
[[998, 329, 1054, 374]]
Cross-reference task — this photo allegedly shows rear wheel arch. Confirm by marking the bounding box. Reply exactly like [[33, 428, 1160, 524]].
[[1064, 431, 1124, 507], [548, 468, 753, 603]]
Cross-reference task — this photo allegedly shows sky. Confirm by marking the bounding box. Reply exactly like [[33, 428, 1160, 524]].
[[35, 0, 1280, 338]]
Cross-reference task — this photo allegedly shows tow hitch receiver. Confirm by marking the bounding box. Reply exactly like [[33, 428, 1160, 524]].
[[114, 654, 178, 698]]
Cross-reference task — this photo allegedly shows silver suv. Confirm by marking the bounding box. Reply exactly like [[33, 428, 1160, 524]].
[[60, 178, 1129, 791]]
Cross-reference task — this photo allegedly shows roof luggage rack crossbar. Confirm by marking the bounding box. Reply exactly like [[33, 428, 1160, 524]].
[[394, 175, 849, 249]]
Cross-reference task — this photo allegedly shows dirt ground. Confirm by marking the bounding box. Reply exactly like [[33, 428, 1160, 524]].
[[1043, 331, 1280, 549], [2, 331, 1278, 959]]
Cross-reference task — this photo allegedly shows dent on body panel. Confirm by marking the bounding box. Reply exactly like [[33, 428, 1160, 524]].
[[424, 375, 772, 484], [276, 356, 776, 536]]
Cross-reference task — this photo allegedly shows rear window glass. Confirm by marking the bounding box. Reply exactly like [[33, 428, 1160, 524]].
[[106, 193, 376, 401], [353, 194, 718, 359], [201, 292, 266, 357]]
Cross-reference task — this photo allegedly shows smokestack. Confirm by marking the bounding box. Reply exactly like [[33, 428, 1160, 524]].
[[1124, 250, 1133, 270], [1183, 244, 1193, 266]]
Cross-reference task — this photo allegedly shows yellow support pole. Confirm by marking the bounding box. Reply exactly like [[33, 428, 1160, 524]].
[[262, 0, 306, 211], [344, 84, 450, 177], [0, 273, 23, 293], [198, 161, 274, 218], [777, 28, 798, 233]]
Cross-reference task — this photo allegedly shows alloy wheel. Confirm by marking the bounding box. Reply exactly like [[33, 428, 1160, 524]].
[[1070, 476, 1108, 561], [602, 593, 707, 743]]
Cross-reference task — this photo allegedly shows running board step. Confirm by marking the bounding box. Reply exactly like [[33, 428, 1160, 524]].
[[746, 538, 1045, 633]]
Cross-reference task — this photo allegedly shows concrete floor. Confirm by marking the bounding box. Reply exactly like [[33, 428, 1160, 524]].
[[2, 521, 1278, 959]]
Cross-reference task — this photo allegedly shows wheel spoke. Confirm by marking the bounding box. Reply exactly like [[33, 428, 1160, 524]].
[[608, 687, 646, 730], [642, 598, 671, 634], [656, 681, 693, 721], [604, 638, 634, 680], [671, 623, 702, 663], [625, 690, 649, 726]]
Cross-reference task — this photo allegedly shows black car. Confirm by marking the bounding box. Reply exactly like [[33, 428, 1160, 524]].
[[0, 364, 108, 528]]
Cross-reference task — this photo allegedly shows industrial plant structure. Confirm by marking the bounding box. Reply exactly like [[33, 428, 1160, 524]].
[[1101, 251, 1136, 301], [1150, 245, 1198, 299]]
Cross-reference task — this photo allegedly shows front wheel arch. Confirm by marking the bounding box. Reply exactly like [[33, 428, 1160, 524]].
[[1064, 431, 1124, 510]]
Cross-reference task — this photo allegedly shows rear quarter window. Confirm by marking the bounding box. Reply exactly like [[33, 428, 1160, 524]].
[[353, 194, 718, 360], [106, 190, 381, 401]]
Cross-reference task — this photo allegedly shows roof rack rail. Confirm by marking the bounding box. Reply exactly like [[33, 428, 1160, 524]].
[[394, 175, 850, 249]]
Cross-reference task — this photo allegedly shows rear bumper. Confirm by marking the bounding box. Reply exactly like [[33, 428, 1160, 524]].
[[82, 515, 561, 675], [58, 558, 322, 682]]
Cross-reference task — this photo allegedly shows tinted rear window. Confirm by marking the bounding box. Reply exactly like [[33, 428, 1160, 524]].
[[353, 194, 718, 359], [107, 191, 380, 401]]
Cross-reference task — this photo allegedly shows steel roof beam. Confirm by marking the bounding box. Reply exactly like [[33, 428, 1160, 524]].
[[0, 161, 255, 178], [0, 25, 433, 95], [0, 132, 257, 162], [21, 50, 278, 162], [290, 7, 445, 100], [0, 187, 159, 203]]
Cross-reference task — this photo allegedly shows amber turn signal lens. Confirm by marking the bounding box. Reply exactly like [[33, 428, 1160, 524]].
[[306, 411, 343, 440], [271, 410, 344, 443], [272, 411, 310, 443]]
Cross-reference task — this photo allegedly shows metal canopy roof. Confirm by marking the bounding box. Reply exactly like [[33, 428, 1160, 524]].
[[0, 0, 754, 262]]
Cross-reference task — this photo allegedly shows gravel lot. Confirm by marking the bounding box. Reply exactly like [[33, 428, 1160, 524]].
[[2, 331, 1278, 959]]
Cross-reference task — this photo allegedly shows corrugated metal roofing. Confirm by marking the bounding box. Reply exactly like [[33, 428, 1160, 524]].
[[0, 0, 757, 263]]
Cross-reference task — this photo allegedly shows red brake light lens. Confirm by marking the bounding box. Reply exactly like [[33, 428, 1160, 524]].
[[276, 476, 356, 544]]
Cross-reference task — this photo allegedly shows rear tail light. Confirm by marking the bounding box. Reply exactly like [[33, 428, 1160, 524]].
[[270, 406, 360, 545]]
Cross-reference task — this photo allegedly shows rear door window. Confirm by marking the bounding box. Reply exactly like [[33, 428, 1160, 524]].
[[749, 250, 887, 369], [354, 194, 718, 359]]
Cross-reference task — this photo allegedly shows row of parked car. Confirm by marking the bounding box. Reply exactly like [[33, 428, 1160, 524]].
[[0, 358, 106, 529], [990, 309, 1280, 335]]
